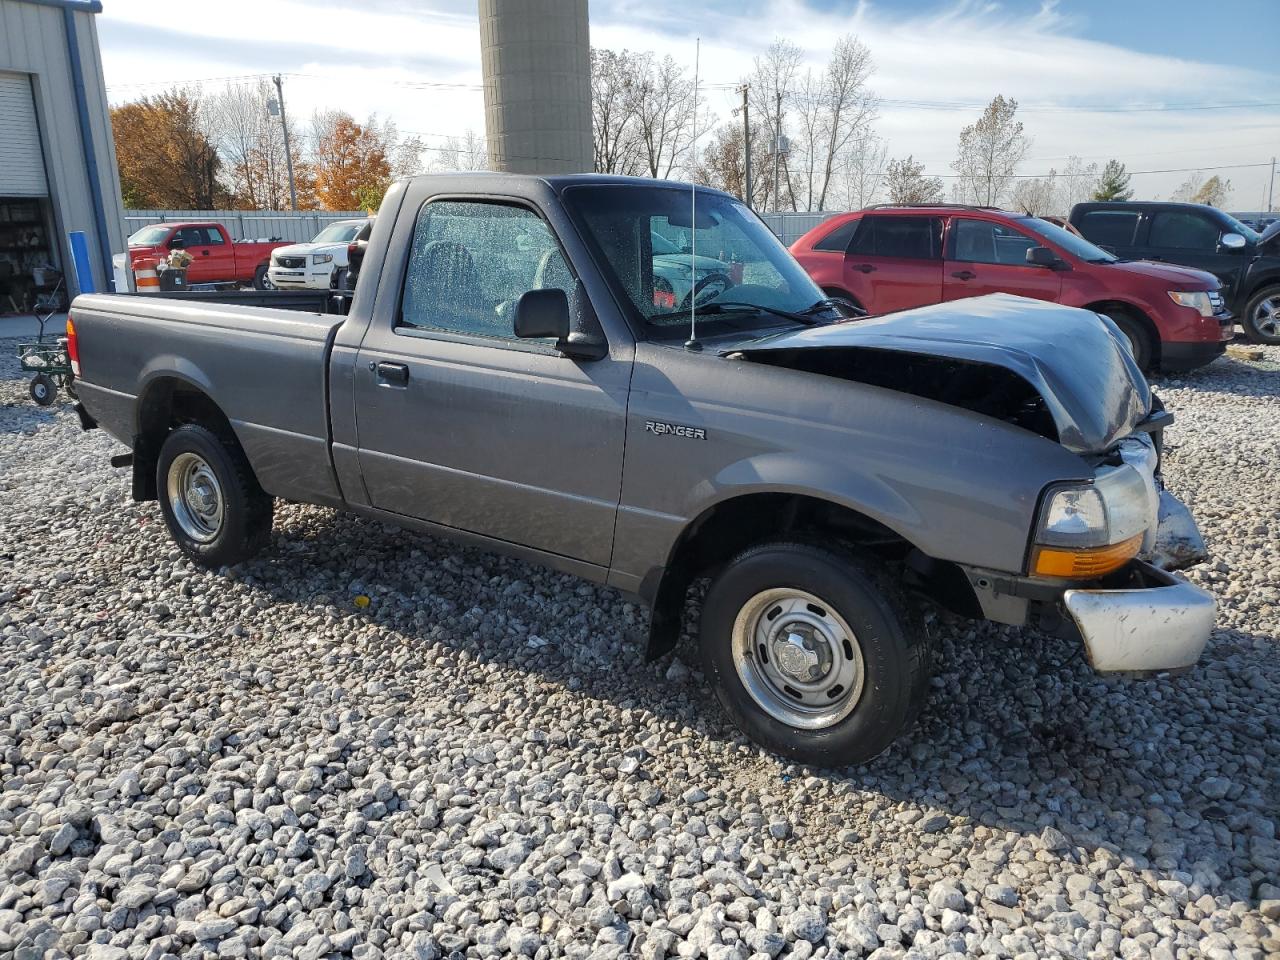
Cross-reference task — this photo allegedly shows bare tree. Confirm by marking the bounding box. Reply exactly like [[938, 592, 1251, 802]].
[[693, 119, 771, 206], [885, 155, 943, 204], [633, 53, 699, 179], [950, 95, 1030, 206], [748, 39, 804, 210], [432, 129, 488, 172], [838, 134, 889, 209], [591, 48, 644, 175], [1056, 155, 1099, 213], [1012, 173, 1056, 216], [204, 79, 302, 210], [813, 35, 876, 211]]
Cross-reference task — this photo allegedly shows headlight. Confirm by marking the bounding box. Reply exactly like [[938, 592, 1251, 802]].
[[312, 253, 333, 265], [1031, 466, 1150, 578], [1167, 290, 1213, 317]]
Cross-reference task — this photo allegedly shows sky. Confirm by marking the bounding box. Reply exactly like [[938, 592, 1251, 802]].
[[95, 0, 1280, 210]]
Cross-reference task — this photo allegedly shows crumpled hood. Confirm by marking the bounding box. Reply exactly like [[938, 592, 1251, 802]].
[[731, 293, 1152, 454]]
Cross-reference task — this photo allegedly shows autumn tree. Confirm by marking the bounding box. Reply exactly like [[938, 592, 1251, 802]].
[[884, 155, 943, 204], [693, 120, 771, 206], [1172, 172, 1232, 207], [951, 95, 1030, 206], [311, 111, 393, 211], [1092, 159, 1133, 201], [111, 89, 226, 208]]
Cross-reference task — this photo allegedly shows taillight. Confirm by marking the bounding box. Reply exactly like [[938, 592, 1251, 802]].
[[66, 315, 81, 377]]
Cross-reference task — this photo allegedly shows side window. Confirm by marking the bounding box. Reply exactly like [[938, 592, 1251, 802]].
[[400, 200, 574, 340], [875, 216, 939, 259], [847, 217, 877, 256], [951, 219, 1037, 266], [204, 227, 225, 245], [1149, 211, 1219, 250], [176, 227, 205, 248], [1078, 211, 1139, 246], [813, 218, 860, 252]]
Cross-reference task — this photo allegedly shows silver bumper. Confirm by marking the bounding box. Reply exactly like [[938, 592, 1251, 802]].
[[1063, 560, 1215, 674]]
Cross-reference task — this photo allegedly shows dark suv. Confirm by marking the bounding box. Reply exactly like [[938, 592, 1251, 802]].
[[1070, 201, 1280, 344], [792, 205, 1233, 372]]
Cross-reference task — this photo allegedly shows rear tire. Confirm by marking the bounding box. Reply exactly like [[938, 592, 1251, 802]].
[[699, 541, 931, 766], [156, 424, 273, 568], [1103, 310, 1154, 373], [1242, 287, 1280, 345]]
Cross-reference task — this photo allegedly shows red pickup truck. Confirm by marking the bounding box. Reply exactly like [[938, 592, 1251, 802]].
[[127, 222, 291, 290], [791, 204, 1233, 372]]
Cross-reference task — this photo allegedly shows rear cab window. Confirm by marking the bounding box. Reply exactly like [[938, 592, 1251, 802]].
[[849, 215, 942, 259], [1077, 211, 1141, 247]]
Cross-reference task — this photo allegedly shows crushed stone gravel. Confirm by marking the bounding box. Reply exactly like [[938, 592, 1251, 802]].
[[1, 336, 1278, 959]]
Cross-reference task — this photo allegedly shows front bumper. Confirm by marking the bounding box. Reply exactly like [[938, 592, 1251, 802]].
[[267, 267, 331, 289], [1161, 338, 1227, 371], [1063, 560, 1215, 673]]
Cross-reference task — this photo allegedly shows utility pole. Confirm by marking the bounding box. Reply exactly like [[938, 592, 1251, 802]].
[[272, 74, 299, 211], [737, 84, 752, 208]]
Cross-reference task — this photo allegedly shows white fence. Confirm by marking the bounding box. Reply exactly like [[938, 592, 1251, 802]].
[[123, 209, 843, 247], [123, 210, 366, 244]]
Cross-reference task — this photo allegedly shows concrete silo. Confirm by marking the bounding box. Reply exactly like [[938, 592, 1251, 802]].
[[478, 0, 593, 175]]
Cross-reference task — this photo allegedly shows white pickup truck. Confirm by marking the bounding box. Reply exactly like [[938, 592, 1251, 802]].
[[267, 217, 373, 290]]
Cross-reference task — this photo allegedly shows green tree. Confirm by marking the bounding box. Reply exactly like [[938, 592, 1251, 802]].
[[1092, 159, 1133, 201]]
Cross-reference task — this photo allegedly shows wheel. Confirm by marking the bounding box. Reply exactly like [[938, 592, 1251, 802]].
[[699, 541, 932, 766], [253, 264, 275, 291], [29, 374, 56, 406], [1102, 311, 1154, 373], [156, 424, 273, 567], [679, 272, 734, 310], [1242, 287, 1280, 345]]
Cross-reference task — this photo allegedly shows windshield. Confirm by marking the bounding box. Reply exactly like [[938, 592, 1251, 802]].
[[313, 221, 365, 244], [129, 225, 171, 246], [1020, 216, 1117, 262], [563, 184, 826, 340]]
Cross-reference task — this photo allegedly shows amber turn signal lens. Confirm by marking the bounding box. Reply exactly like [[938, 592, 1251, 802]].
[[1031, 533, 1143, 579]]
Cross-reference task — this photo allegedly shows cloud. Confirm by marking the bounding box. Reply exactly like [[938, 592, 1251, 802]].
[[97, 0, 1279, 206]]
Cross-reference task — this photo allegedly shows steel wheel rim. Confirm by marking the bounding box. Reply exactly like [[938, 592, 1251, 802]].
[[167, 452, 224, 543], [1253, 295, 1280, 337], [731, 587, 865, 729]]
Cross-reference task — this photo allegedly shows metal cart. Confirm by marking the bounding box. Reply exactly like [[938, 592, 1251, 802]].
[[16, 281, 73, 406]]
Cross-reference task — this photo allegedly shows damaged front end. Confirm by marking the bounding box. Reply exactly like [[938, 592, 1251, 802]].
[[728, 295, 1215, 675]]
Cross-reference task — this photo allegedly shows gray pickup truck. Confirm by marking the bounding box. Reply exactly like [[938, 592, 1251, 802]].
[[68, 174, 1215, 766]]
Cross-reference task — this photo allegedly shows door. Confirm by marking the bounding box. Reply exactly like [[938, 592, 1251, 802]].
[[175, 226, 233, 282], [943, 217, 1062, 303], [353, 198, 631, 567], [842, 215, 943, 313], [0, 73, 48, 197], [1144, 209, 1244, 295]]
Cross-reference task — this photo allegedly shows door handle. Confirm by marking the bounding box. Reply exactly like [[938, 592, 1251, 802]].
[[853, 263, 876, 274], [201, 250, 210, 256], [372, 361, 409, 386], [951, 270, 976, 280]]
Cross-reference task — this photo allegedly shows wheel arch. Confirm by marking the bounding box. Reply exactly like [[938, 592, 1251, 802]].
[[640, 490, 979, 660], [132, 374, 240, 501], [1084, 300, 1160, 366]]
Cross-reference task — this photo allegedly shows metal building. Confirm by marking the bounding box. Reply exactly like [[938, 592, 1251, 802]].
[[0, 0, 126, 309], [478, 0, 592, 175]]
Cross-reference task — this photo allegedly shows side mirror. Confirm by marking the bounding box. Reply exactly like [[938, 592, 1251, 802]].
[[1219, 232, 1247, 251], [514, 288, 570, 341], [1026, 245, 1064, 269]]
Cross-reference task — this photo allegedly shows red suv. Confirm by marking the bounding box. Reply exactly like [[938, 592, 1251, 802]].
[[791, 205, 1233, 372]]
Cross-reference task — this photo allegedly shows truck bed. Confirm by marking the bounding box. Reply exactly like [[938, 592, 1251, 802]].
[[70, 294, 346, 508]]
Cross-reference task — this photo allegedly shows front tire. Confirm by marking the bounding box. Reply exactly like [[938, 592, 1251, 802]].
[[156, 424, 273, 567], [699, 541, 931, 766], [1242, 287, 1280, 344], [253, 264, 275, 291]]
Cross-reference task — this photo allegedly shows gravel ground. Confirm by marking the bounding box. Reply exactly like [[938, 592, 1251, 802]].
[[1, 337, 1278, 960]]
